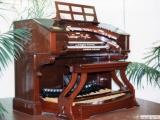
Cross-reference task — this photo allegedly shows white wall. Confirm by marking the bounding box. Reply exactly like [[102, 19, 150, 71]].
[[0, 0, 160, 103], [125, 0, 160, 103]]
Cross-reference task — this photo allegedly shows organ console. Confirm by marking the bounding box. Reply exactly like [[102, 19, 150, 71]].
[[13, 1, 139, 120]]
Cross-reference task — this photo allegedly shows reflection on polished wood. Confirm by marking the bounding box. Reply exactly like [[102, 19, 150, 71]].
[[55, 62, 138, 119], [13, 1, 138, 120], [1, 98, 160, 120]]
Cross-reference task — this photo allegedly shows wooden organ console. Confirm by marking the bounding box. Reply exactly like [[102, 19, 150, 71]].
[[13, 1, 139, 120]]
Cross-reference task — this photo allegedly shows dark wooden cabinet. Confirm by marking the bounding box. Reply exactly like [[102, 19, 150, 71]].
[[13, 1, 139, 120]]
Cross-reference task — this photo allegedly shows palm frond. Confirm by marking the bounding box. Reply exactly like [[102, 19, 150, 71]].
[[125, 41, 160, 89], [0, 28, 32, 76], [28, 0, 55, 18], [143, 45, 160, 70], [0, 103, 8, 118], [0, 1, 19, 23], [152, 40, 160, 45], [0, 28, 31, 117], [0, 0, 51, 118], [0, 1, 10, 22], [126, 62, 160, 88], [11, 0, 55, 21]]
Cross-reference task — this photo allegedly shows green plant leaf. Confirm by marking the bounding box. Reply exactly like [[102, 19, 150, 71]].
[[0, 28, 31, 77], [0, 103, 8, 118], [126, 62, 160, 89]]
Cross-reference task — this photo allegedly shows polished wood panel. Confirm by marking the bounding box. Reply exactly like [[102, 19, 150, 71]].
[[111, 71, 126, 90], [54, 61, 138, 119], [13, 1, 135, 120], [1, 98, 159, 120]]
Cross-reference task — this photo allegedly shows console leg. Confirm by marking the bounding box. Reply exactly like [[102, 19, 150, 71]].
[[56, 73, 78, 119], [120, 70, 139, 106], [56, 73, 88, 120], [110, 71, 126, 91]]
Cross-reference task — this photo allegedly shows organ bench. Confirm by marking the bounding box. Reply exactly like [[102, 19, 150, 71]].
[[43, 61, 139, 119]]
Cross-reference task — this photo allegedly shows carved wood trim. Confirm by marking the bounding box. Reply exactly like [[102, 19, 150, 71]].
[[56, 73, 87, 120], [120, 70, 139, 106], [110, 71, 126, 91], [34, 55, 55, 77]]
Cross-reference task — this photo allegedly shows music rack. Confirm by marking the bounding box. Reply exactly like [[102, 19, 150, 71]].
[[55, 1, 98, 23]]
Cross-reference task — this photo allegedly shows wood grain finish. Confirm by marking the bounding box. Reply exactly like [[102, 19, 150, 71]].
[[13, 1, 136, 120], [110, 71, 126, 91], [56, 73, 87, 120], [54, 61, 138, 119], [13, 97, 42, 115], [14, 54, 55, 115], [120, 70, 139, 106], [56, 73, 78, 119], [1, 98, 159, 120]]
